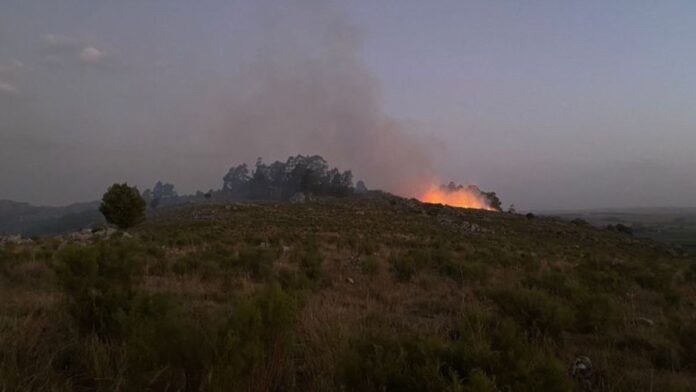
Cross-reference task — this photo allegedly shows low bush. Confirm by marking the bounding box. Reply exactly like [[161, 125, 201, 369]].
[[438, 258, 489, 285], [389, 254, 419, 282], [235, 244, 280, 280], [122, 294, 216, 391], [338, 309, 572, 392], [53, 240, 144, 338], [338, 331, 450, 391], [359, 255, 380, 277], [298, 247, 324, 281], [487, 288, 575, 341], [211, 284, 298, 390]]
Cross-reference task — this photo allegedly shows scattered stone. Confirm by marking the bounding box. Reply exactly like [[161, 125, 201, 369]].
[[0, 234, 33, 245], [290, 192, 306, 204], [636, 317, 655, 327], [61, 226, 123, 243], [569, 356, 604, 391]]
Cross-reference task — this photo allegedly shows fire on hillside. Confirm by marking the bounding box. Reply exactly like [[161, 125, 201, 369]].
[[419, 182, 501, 211]]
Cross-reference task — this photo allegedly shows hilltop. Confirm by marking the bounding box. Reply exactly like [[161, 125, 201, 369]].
[[1, 193, 696, 391]]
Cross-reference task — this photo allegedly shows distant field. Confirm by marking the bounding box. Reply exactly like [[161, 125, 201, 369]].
[[541, 207, 696, 254]]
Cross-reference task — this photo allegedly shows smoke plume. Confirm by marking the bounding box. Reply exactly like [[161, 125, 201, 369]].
[[198, 1, 435, 197]]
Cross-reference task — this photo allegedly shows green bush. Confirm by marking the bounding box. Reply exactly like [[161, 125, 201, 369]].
[[0, 248, 9, 276], [678, 323, 696, 367], [359, 255, 380, 277], [438, 258, 489, 285], [99, 183, 146, 229], [574, 293, 620, 333], [389, 249, 430, 282], [211, 284, 298, 390], [122, 294, 216, 391], [338, 331, 449, 391], [53, 240, 143, 338], [522, 271, 620, 333], [446, 311, 572, 392], [172, 252, 219, 279], [298, 247, 324, 281], [488, 288, 575, 340], [235, 244, 279, 279], [338, 310, 572, 392]]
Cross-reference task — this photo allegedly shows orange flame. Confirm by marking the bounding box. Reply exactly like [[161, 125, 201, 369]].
[[419, 184, 494, 210]]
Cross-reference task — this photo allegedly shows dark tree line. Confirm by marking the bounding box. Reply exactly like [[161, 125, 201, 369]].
[[223, 155, 354, 201], [142, 181, 178, 209]]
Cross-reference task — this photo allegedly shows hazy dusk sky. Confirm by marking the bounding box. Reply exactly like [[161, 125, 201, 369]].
[[1, 0, 695, 210]]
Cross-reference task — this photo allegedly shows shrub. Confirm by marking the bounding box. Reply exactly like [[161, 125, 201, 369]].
[[678, 324, 696, 367], [172, 252, 219, 279], [488, 288, 575, 340], [465, 369, 496, 392], [298, 246, 324, 281], [236, 244, 279, 279], [122, 294, 216, 391], [389, 254, 419, 282], [571, 218, 588, 226], [0, 248, 9, 276], [338, 331, 448, 391], [99, 183, 146, 229], [439, 258, 490, 285], [338, 310, 572, 392], [447, 311, 572, 392], [359, 255, 380, 277], [53, 240, 143, 338], [211, 284, 298, 390], [607, 223, 633, 235]]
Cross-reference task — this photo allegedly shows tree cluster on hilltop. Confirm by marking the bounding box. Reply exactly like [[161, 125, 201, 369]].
[[142, 181, 178, 209], [223, 155, 354, 201]]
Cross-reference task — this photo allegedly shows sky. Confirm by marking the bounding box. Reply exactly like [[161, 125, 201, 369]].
[[1, 0, 695, 210]]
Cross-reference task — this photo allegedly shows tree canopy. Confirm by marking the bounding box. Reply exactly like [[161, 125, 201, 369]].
[[222, 155, 354, 200], [99, 183, 146, 229]]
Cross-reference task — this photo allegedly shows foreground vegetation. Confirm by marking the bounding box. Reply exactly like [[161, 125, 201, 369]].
[[1, 193, 696, 391]]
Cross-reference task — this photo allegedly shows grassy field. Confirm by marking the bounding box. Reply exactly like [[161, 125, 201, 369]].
[[2, 193, 696, 391], [547, 208, 696, 254]]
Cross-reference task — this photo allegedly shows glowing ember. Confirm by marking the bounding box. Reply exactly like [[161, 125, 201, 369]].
[[419, 184, 496, 210]]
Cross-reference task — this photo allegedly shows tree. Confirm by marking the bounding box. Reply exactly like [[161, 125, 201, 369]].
[[152, 181, 177, 200], [223, 164, 250, 195], [99, 183, 146, 229]]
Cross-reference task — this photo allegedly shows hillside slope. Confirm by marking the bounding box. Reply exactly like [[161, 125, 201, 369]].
[[0, 200, 103, 236], [1, 194, 695, 391]]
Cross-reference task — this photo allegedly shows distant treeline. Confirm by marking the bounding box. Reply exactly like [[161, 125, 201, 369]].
[[141, 155, 361, 208], [221, 155, 356, 200]]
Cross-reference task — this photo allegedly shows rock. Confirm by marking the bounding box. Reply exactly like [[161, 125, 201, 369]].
[[569, 356, 603, 391], [0, 235, 33, 245], [67, 229, 93, 242], [290, 192, 306, 204], [636, 317, 655, 327]]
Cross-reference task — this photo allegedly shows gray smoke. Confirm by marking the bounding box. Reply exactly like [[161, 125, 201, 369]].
[[196, 1, 435, 196]]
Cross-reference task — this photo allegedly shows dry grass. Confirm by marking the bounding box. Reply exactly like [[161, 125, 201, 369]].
[[1, 194, 696, 391]]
